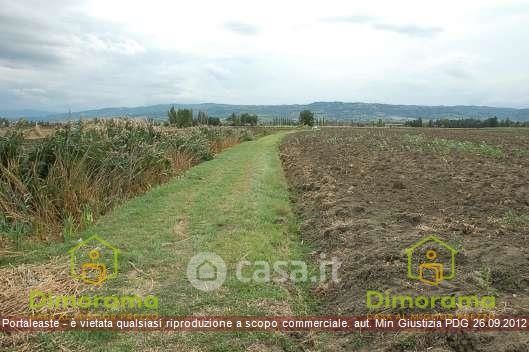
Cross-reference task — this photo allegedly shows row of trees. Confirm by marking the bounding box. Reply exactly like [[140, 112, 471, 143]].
[[167, 107, 221, 127], [2, 109, 320, 129], [226, 113, 258, 126], [166, 108, 322, 127], [405, 117, 529, 128], [270, 117, 297, 126]]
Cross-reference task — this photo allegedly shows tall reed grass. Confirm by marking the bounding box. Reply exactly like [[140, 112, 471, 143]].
[[0, 119, 254, 246]]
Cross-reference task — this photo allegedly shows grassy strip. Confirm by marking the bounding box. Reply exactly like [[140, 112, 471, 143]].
[[5, 132, 314, 351]]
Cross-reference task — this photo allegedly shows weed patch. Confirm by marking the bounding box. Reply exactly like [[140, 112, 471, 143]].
[[403, 133, 504, 157]]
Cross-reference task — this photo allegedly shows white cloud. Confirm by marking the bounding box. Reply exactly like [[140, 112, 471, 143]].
[[0, 0, 528, 110]]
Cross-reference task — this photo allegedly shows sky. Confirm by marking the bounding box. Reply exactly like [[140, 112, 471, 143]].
[[1, 0, 529, 112]]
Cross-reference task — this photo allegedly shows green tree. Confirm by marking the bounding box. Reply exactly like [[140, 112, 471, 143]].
[[485, 116, 499, 127], [226, 113, 240, 126], [240, 113, 258, 126], [196, 110, 208, 125], [299, 110, 314, 126], [207, 117, 221, 126], [167, 106, 178, 125], [405, 118, 423, 127], [176, 109, 193, 128]]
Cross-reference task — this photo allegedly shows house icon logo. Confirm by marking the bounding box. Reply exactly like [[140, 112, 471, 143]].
[[187, 252, 226, 291], [405, 235, 457, 286], [197, 260, 218, 281], [69, 235, 119, 286]]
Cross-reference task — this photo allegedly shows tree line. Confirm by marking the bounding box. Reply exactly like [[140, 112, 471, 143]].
[[405, 117, 529, 128], [166, 108, 322, 127], [167, 107, 221, 127], [1, 109, 352, 129], [226, 112, 258, 126]]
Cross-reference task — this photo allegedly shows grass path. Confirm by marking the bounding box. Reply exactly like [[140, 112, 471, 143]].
[[25, 132, 315, 351]]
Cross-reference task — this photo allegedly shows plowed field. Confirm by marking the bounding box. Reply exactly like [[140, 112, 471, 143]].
[[281, 128, 529, 351]]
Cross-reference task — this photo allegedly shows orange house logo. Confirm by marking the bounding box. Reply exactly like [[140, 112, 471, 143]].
[[405, 235, 457, 285], [69, 235, 119, 286]]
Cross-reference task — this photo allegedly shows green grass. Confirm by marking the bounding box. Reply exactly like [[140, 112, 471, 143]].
[[403, 133, 504, 157], [500, 210, 529, 227], [4, 132, 315, 351]]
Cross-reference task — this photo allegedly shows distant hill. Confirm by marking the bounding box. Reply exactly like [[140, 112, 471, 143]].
[[0, 109, 55, 119], [3, 102, 529, 121]]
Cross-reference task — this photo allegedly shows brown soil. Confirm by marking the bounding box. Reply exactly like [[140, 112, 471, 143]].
[[280, 128, 529, 352]]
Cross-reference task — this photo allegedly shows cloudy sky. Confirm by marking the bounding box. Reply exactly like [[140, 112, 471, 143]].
[[1, 0, 529, 112]]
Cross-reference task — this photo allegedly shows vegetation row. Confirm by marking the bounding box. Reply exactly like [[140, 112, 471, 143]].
[[0, 119, 255, 246]]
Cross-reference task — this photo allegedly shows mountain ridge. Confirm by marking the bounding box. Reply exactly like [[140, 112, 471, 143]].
[[3, 102, 529, 121]]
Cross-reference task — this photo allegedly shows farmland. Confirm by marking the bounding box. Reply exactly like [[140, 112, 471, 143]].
[[1, 126, 529, 351], [281, 128, 529, 351], [3, 0, 529, 350]]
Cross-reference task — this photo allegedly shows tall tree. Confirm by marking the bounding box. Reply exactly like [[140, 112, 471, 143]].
[[299, 110, 315, 126], [227, 113, 239, 126], [196, 110, 208, 125], [167, 106, 178, 125], [176, 109, 193, 128]]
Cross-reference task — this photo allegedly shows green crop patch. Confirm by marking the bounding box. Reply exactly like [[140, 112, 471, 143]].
[[403, 133, 504, 157]]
